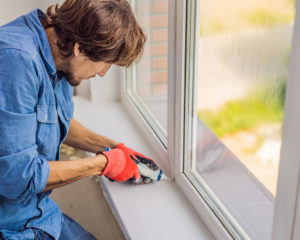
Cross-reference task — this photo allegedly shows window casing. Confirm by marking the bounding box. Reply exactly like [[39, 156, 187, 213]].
[[125, 0, 168, 148], [122, 0, 300, 239]]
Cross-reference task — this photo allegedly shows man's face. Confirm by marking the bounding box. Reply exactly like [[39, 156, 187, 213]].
[[61, 53, 112, 87]]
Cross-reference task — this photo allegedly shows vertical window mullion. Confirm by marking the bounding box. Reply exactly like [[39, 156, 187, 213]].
[[122, 0, 169, 174], [181, 0, 297, 238], [168, 0, 186, 178], [183, 1, 246, 238], [272, 0, 300, 238]]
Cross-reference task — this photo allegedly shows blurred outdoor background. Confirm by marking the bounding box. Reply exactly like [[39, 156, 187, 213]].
[[197, 0, 295, 195]]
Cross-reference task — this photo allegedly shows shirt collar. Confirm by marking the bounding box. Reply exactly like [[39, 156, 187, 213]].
[[25, 9, 57, 78]]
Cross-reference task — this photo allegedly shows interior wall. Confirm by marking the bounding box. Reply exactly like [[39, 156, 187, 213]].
[[90, 65, 122, 102], [0, 1, 58, 25]]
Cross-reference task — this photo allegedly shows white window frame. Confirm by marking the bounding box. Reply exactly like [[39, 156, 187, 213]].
[[125, 54, 168, 148], [272, 0, 300, 238], [120, 0, 170, 176], [125, 0, 168, 149], [121, 0, 300, 239]]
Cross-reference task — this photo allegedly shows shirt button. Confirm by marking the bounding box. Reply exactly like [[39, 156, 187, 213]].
[[45, 114, 48, 120]]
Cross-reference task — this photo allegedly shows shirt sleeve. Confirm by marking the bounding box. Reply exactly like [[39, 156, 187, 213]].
[[0, 49, 49, 200]]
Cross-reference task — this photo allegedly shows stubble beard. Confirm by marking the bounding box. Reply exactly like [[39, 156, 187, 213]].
[[58, 60, 81, 87]]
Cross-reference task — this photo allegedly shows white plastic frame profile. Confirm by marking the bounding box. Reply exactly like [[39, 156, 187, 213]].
[[122, 0, 300, 239], [181, 0, 251, 238], [121, 0, 241, 238], [120, 69, 170, 177], [272, 1, 300, 239], [120, 1, 169, 176], [170, 0, 235, 239], [168, 0, 184, 179], [178, 0, 300, 239]]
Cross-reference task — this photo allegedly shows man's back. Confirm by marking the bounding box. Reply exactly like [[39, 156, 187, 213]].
[[0, 15, 37, 56], [0, 9, 73, 240]]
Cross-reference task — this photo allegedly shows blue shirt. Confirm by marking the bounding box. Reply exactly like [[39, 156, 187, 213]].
[[0, 9, 74, 240]]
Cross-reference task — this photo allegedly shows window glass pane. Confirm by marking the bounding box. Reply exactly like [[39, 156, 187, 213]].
[[127, 0, 168, 138], [186, 0, 295, 238]]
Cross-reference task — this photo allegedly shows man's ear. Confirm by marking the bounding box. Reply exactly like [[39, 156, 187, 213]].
[[74, 43, 81, 57]]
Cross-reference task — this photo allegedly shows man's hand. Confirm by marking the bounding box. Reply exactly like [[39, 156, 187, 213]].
[[115, 143, 158, 171], [114, 143, 160, 184], [100, 147, 141, 182]]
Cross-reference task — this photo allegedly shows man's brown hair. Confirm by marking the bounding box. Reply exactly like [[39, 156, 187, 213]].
[[42, 0, 146, 67]]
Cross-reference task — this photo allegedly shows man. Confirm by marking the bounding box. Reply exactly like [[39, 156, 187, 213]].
[[0, 0, 155, 239]]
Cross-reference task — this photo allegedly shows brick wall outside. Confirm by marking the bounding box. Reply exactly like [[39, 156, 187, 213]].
[[135, 0, 168, 98]]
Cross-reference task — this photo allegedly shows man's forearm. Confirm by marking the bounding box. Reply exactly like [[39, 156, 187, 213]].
[[44, 154, 107, 192], [64, 118, 119, 153]]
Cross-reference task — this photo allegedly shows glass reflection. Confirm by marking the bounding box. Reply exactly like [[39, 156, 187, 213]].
[[197, 0, 295, 195], [134, 0, 169, 131]]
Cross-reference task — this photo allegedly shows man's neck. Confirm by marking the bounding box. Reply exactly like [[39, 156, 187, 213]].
[[44, 27, 64, 71]]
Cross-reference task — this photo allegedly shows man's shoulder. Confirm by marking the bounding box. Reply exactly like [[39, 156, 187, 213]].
[[0, 16, 38, 58]]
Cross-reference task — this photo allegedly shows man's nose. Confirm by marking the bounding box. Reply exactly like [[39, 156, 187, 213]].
[[98, 64, 112, 77]]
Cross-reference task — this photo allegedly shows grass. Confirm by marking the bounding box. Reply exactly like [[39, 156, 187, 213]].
[[198, 81, 286, 137]]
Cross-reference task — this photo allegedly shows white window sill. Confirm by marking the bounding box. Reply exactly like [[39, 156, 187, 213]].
[[73, 96, 214, 240]]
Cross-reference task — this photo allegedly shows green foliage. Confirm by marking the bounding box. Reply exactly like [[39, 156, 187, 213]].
[[198, 81, 286, 137]]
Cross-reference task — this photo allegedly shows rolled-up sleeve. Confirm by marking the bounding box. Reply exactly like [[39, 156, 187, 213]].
[[0, 145, 49, 200], [0, 49, 49, 200]]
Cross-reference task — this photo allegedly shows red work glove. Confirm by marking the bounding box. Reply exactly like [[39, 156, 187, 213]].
[[100, 148, 140, 182], [114, 143, 159, 184]]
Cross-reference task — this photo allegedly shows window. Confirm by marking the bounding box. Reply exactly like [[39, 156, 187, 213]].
[[123, 0, 300, 239], [183, 0, 296, 239], [125, 0, 169, 147]]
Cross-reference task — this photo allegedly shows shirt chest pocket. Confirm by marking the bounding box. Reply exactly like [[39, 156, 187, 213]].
[[61, 101, 74, 124], [36, 105, 58, 155]]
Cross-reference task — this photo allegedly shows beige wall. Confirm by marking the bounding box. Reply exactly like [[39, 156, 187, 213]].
[[0, 0, 58, 25]]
